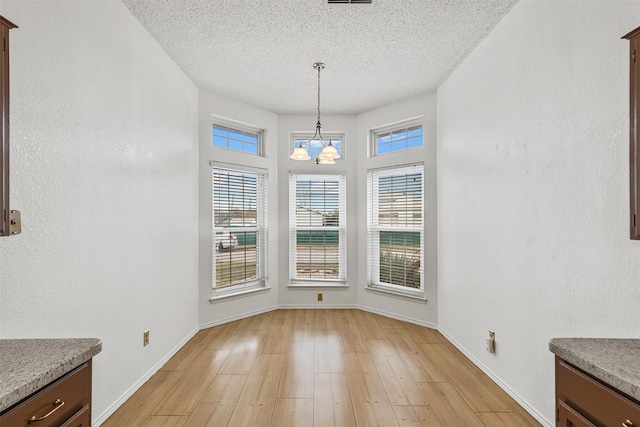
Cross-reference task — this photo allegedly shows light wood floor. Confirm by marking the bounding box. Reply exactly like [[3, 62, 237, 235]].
[[102, 309, 541, 427]]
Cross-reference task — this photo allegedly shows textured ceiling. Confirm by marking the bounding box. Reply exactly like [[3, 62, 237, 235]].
[[122, 0, 518, 114]]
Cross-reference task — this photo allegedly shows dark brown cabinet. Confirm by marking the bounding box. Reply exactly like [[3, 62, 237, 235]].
[[0, 362, 93, 427], [555, 357, 640, 426], [59, 405, 91, 427], [624, 26, 640, 239], [0, 15, 16, 237], [558, 400, 596, 427]]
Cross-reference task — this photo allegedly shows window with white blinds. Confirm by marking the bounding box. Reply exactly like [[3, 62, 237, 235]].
[[367, 164, 424, 294], [289, 174, 346, 284], [212, 165, 268, 294]]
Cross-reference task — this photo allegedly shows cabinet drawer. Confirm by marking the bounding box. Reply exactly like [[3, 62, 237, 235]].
[[558, 400, 597, 427], [60, 405, 90, 427], [557, 359, 640, 426], [0, 362, 91, 427]]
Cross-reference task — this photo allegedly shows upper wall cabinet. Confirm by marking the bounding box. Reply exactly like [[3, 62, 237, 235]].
[[624, 26, 640, 240], [0, 15, 17, 237]]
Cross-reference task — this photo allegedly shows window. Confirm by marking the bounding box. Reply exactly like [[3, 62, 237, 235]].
[[367, 164, 424, 295], [212, 123, 261, 155], [291, 133, 343, 160], [289, 174, 346, 284], [373, 121, 423, 156], [212, 164, 268, 295]]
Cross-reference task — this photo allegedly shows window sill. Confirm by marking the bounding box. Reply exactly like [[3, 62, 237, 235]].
[[210, 286, 271, 303], [365, 285, 427, 302], [288, 283, 349, 289]]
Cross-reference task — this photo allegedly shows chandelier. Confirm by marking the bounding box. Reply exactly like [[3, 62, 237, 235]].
[[290, 62, 340, 165]]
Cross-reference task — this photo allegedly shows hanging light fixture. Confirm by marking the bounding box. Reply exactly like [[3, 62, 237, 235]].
[[290, 62, 340, 165]]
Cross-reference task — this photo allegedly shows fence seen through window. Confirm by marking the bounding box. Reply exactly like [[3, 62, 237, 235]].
[[212, 166, 267, 291]]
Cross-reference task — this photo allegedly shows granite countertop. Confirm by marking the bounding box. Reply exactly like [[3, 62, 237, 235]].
[[0, 338, 102, 413], [549, 338, 640, 402]]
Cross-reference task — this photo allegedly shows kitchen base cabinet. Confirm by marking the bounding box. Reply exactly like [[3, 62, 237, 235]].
[[60, 405, 91, 427], [0, 361, 92, 427], [556, 357, 640, 426], [558, 400, 596, 427]]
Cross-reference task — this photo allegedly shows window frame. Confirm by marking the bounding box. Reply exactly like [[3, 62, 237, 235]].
[[211, 162, 268, 298], [289, 173, 347, 286], [367, 163, 424, 297], [370, 118, 423, 157], [212, 118, 263, 156]]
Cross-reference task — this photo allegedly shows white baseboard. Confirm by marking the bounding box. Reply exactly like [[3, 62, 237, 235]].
[[92, 326, 199, 426], [437, 327, 553, 427], [277, 303, 358, 309], [357, 304, 437, 329], [199, 305, 279, 330]]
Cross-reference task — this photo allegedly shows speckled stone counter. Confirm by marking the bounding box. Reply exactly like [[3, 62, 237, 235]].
[[549, 338, 640, 401], [0, 338, 102, 413]]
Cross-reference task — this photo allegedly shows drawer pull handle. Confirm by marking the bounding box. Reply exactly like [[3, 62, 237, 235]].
[[28, 398, 65, 423], [623, 421, 635, 427]]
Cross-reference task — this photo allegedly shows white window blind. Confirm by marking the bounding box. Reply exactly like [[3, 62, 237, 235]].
[[289, 174, 346, 283], [367, 164, 424, 293], [212, 166, 268, 293]]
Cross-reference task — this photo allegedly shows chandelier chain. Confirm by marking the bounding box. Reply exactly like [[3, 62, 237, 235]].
[[313, 62, 325, 133], [317, 63, 321, 126]]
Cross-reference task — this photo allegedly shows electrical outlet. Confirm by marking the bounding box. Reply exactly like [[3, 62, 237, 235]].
[[143, 330, 149, 347], [317, 293, 323, 302]]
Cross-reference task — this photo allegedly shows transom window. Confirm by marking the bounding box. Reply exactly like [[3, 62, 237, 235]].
[[212, 164, 268, 295], [291, 133, 344, 161], [367, 164, 424, 294], [213, 123, 261, 155], [289, 174, 346, 284], [372, 121, 423, 156]]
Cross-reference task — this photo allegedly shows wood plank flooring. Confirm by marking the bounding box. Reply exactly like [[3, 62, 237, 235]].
[[102, 309, 541, 427]]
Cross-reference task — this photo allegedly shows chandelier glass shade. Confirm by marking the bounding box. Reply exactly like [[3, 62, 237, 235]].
[[290, 145, 311, 161], [290, 62, 340, 165]]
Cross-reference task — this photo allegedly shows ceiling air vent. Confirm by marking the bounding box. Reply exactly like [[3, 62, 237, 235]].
[[327, 0, 372, 4]]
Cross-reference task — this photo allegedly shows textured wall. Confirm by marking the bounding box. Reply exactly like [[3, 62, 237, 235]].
[[438, 1, 640, 424], [0, 0, 199, 423]]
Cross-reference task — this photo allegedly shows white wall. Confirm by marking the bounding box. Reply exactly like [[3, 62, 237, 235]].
[[8, 1, 635, 424], [277, 114, 358, 307], [357, 93, 438, 326], [198, 90, 279, 327], [0, 0, 199, 423], [437, 1, 640, 424]]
